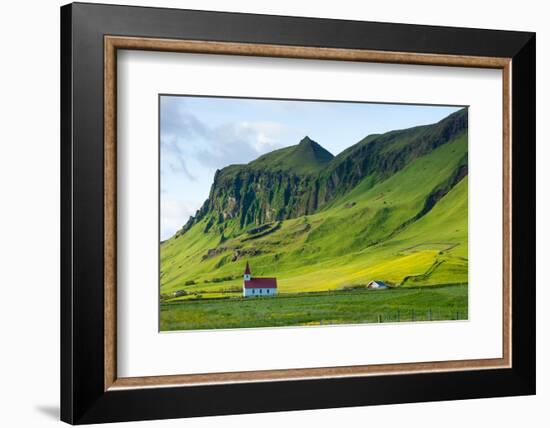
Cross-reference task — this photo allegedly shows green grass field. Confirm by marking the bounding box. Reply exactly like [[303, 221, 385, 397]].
[[160, 284, 468, 331]]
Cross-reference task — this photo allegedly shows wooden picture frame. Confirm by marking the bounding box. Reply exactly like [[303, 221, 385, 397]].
[[61, 2, 535, 424]]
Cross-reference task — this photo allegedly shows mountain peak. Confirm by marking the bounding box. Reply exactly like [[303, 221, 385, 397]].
[[299, 135, 314, 145], [243, 136, 333, 175], [293, 136, 334, 167], [298, 136, 324, 151]]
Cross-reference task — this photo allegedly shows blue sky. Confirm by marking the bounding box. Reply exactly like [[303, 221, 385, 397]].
[[160, 95, 461, 240]]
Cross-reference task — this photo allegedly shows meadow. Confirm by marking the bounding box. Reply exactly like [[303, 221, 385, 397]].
[[160, 284, 468, 331]]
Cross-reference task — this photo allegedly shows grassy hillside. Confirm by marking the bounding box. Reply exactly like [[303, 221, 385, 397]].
[[160, 132, 468, 298]]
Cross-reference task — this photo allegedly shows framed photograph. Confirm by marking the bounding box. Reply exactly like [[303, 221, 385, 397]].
[[61, 2, 535, 424]]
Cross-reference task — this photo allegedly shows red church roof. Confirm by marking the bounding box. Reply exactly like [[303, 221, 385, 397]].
[[244, 278, 277, 289], [244, 261, 251, 275]]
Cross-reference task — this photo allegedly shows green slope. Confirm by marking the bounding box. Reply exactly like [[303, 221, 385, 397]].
[[160, 130, 468, 298]]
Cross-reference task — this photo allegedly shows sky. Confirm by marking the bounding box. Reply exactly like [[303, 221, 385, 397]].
[[160, 95, 461, 240]]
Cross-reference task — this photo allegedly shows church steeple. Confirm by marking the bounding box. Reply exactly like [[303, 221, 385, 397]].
[[243, 261, 251, 281]]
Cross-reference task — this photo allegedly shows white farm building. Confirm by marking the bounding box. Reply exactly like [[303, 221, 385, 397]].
[[367, 280, 389, 289]]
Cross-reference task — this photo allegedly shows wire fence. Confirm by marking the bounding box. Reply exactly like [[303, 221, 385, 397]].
[[313, 309, 468, 326], [367, 309, 467, 323]]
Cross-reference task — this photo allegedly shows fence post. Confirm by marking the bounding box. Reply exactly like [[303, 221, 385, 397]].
[[378, 314, 382, 323], [397, 308, 400, 322], [412, 309, 415, 322], [456, 311, 459, 320], [429, 308, 432, 321]]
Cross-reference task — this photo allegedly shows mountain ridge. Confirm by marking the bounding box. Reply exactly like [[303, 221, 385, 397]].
[[175, 108, 467, 238]]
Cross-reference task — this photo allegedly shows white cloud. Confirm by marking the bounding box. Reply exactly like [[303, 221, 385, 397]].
[[193, 120, 288, 168], [235, 121, 287, 152], [160, 133, 196, 181], [160, 196, 200, 241], [160, 97, 292, 174]]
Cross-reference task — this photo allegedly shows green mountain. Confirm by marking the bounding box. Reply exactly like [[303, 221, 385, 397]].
[[161, 108, 468, 297], [176, 136, 334, 234]]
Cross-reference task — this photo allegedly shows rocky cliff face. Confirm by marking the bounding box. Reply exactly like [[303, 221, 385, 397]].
[[175, 108, 467, 238]]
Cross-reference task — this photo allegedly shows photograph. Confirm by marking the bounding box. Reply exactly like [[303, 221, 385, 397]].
[[159, 96, 469, 331]]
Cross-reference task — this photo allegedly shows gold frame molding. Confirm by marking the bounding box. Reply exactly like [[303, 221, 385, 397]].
[[104, 36, 512, 391]]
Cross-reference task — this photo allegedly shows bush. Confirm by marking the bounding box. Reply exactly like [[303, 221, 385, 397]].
[[339, 283, 367, 291]]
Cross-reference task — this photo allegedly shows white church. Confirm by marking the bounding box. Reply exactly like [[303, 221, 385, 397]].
[[242, 262, 278, 297]]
